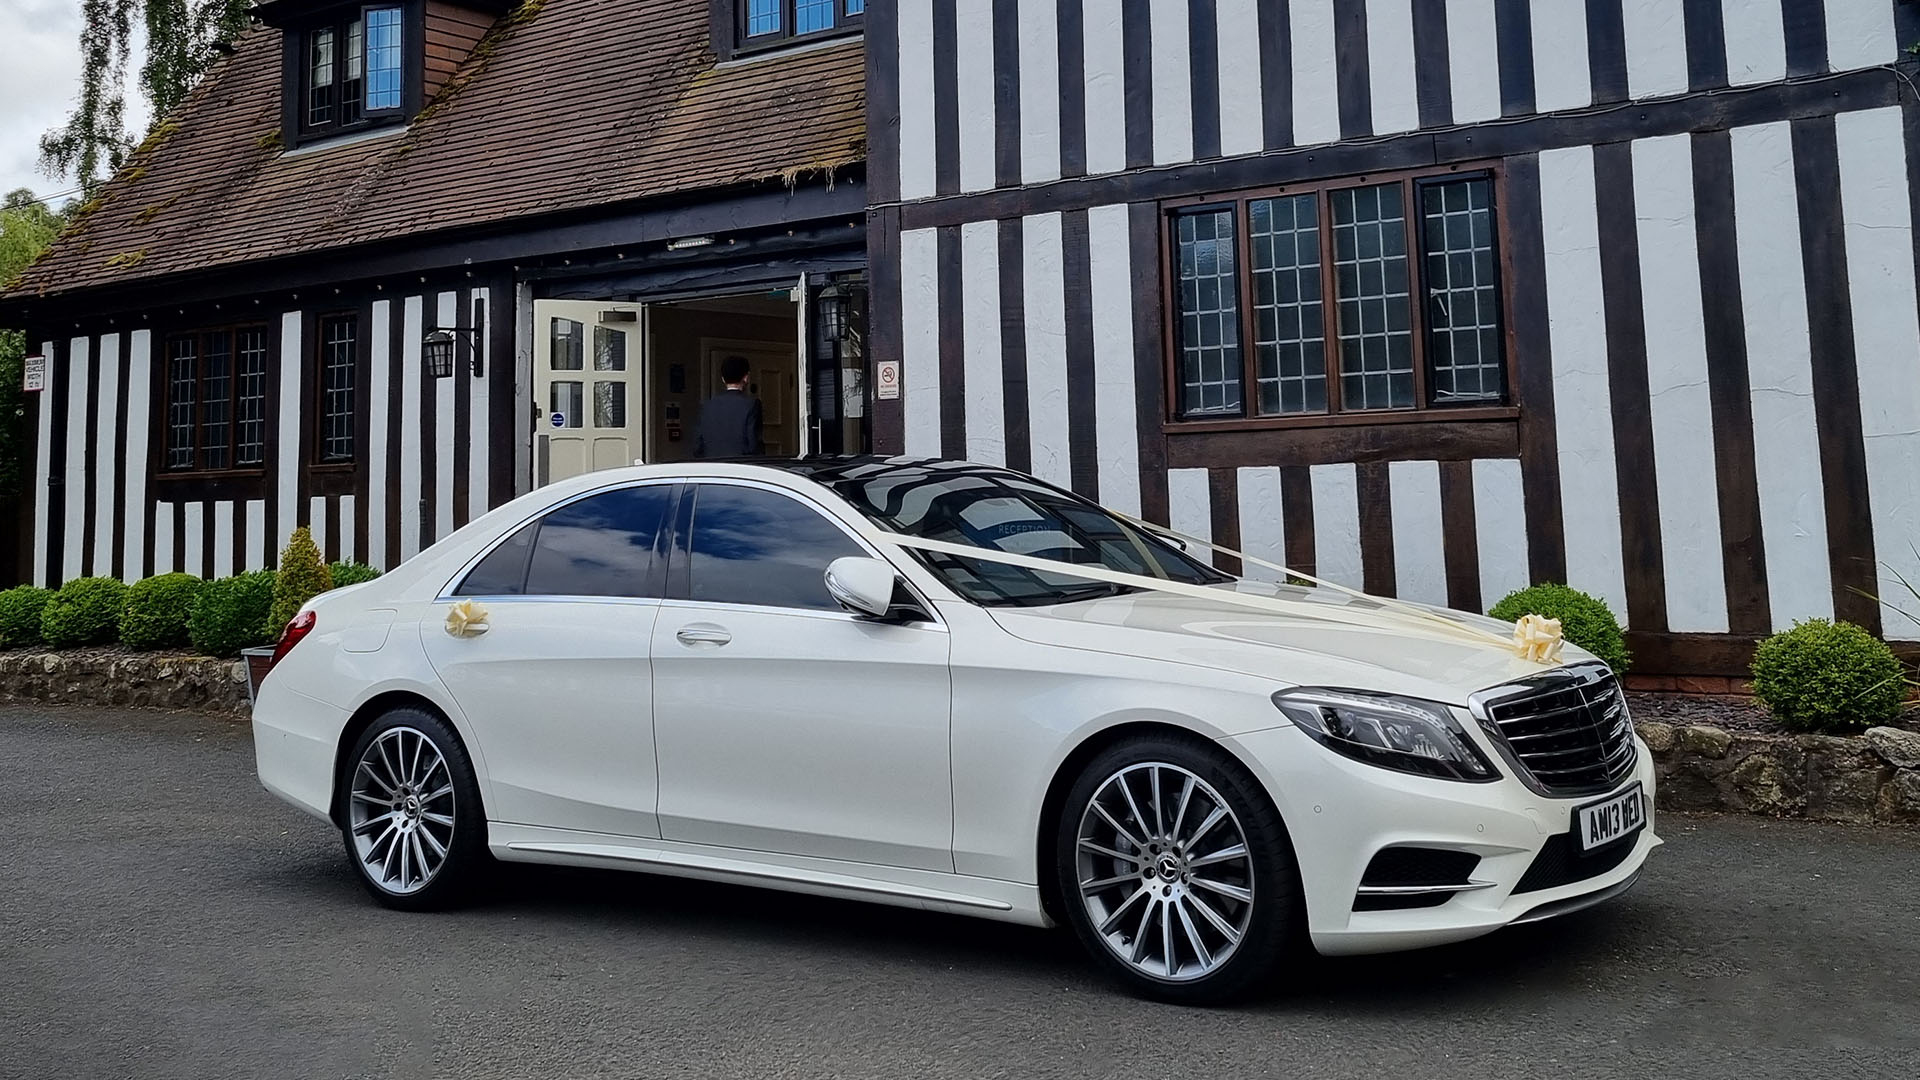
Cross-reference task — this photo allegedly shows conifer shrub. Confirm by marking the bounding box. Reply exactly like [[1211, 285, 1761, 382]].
[[266, 527, 333, 640]]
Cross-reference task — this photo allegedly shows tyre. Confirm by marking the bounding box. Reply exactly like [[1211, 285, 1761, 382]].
[[1054, 733, 1301, 1004], [339, 706, 488, 911]]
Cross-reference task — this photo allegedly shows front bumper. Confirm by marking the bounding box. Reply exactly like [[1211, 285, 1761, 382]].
[[1221, 724, 1660, 956]]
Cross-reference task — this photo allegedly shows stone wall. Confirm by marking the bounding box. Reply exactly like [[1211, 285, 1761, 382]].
[[1638, 722, 1920, 825], [0, 650, 250, 717]]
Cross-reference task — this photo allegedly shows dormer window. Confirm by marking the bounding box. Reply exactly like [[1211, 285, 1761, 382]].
[[302, 6, 406, 137], [733, 0, 864, 52]]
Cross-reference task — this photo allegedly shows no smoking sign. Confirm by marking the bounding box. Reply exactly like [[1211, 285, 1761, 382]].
[[875, 360, 900, 400]]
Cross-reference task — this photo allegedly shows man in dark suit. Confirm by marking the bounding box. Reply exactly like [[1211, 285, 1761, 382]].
[[694, 354, 764, 458]]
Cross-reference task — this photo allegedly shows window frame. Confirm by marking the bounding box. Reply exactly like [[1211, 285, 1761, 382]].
[[1159, 161, 1519, 433], [157, 324, 274, 478], [290, 2, 411, 144], [310, 311, 362, 470], [726, 0, 865, 57]]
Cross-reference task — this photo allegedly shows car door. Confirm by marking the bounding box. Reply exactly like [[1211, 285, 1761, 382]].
[[420, 482, 675, 838], [650, 480, 955, 872]]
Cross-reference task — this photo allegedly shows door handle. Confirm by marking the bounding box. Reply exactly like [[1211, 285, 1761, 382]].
[[675, 625, 731, 648]]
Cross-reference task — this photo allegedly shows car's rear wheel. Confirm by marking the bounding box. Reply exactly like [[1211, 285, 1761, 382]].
[[1054, 734, 1300, 1003], [341, 707, 486, 910]]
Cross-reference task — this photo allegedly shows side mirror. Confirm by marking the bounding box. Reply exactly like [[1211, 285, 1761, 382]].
[[825, 556, 899, 619]]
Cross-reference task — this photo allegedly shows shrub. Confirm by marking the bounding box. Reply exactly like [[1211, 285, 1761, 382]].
[[40, 577, 131, 648], [1488, 582, 1631, 673], [328, 560, 381, 589], [0, 585, 51, 647], [1750, 619, 1905, 733], [118, 573, 207, 651], [267, 527, 333, 639], [188, 571, 277, 658]]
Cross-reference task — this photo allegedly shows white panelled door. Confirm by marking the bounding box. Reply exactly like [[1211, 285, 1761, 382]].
[[534, 301, 644, 486]]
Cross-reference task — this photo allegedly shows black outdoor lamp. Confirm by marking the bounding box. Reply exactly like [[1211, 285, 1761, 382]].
[[422, 297, 488, 378], [818, 284, 850, 344]]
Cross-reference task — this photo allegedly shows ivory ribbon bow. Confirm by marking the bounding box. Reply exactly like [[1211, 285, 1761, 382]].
[[1512, 614, 1565, 664], [444, 599, 489, 637]]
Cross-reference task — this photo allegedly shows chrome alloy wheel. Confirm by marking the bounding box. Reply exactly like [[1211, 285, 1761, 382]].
[[1075, 762, 1256, 982], [347, 726, 456, 896]]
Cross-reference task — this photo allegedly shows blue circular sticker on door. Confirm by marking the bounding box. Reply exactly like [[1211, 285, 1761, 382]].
[[550, 412, 566, 428]]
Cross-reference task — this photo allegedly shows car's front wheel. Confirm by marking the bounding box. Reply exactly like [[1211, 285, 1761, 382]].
[[340, 707, 487, 910], [1055, 733, 1301, 1003]]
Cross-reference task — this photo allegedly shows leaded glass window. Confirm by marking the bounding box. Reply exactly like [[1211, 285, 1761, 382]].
[[161, 327, 271, 473], [319, 316, 358, 463], [1249, 194, 1325, 415], [1422, 177, 1504, 403], [236, 329, 268, 466], [1331, 183, 1413, 410], [301, 7, 404, 139], [1173, 208, 1242, 417], [736, 0, 863, 48], [1165, 167, 1508, 422]]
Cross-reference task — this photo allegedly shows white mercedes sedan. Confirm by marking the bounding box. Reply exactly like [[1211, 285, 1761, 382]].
[[252, 457, 1657, 1003]]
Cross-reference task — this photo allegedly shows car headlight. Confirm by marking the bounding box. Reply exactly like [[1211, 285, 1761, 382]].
[[1270, 688, 1499, 782]]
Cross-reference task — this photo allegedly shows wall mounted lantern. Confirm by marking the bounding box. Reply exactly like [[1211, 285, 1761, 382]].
[[422, 297, 488, 378], [817, 284, 850, 343]]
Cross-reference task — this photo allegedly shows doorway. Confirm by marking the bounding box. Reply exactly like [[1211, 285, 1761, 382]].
[[531, 277, 865, 487], [646, 292, 801, 463]]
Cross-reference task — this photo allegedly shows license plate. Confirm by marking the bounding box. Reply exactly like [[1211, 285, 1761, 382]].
[[1575, 782, 1645, 853]]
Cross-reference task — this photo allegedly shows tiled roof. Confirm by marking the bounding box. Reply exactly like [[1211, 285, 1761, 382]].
[[4, 0, 866, 301]]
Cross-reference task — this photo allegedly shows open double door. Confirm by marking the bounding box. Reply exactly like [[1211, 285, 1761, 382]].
[[532, 290, 807, 487]]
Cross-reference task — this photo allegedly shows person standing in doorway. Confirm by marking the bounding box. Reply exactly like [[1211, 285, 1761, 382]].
[[695, 354, 764, 458]]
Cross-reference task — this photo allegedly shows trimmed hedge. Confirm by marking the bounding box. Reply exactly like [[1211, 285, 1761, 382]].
[[41, 577, 130, 648], [189, 571, 277, 658], [328, 560, 381, 588], [1751, 619, 1906, 733], [119, 573, 207, 651], [0, 585, 51, 647], [1488, 582, 1631, 673], [267, 527, 333, 640]]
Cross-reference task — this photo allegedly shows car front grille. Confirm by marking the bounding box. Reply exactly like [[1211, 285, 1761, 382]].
[[1472, 664, 1636, 797]]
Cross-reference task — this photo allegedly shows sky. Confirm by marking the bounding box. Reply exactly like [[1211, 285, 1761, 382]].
[[0, 0, 151, 209]]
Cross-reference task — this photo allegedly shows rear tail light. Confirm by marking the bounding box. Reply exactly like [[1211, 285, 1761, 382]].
[[268, 610, 317, 672]]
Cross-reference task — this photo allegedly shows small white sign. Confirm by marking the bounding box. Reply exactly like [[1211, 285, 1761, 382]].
[[875, 360, 900, 401], [22, 354, 46, 393], [549, 412, 566, 428]]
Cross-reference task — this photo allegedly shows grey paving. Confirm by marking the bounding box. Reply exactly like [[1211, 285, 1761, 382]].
[[1, 704, 1916, 1080]]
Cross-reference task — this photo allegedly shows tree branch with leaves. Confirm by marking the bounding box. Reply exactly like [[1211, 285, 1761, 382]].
[[39, 0, 251, 193]]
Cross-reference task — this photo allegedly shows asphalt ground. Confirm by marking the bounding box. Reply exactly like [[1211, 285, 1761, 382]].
[[2, 704, 1917, 1080]]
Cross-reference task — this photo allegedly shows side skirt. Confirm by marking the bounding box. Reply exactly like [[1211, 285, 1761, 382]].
[[487, 822, 1053, 928]]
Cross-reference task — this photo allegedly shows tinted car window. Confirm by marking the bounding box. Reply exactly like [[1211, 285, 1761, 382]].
[[812, 463, 1227, 606], [521, 485, 673, 598], [453, 520, 537, 596], [686, 485, 865, 611]]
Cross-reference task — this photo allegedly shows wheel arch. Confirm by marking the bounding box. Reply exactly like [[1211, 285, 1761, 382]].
[[1032, 719, 1290, 927], [329, 690, 477, 829]]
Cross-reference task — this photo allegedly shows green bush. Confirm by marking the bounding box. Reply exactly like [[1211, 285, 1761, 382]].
[[0, 585, 51, 647], [327, 560, 381, 589], [267, 527, 333, 639], [1750, 619, 1905, 733], [188, 571, 276, 658], [118, 573, 207, 651], [1488, 582, 1631, 673], [40, 577, 130, 648]]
